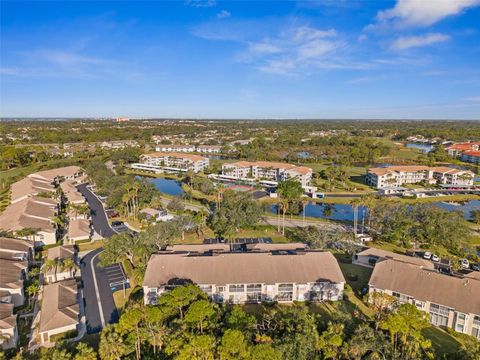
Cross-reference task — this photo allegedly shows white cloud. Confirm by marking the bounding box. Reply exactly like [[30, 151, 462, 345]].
[[185, 0, 216, 8], [25, 50, 108, 66], [248, 42, 282, 54], [466, 96, 480, 102], [377, 0, 480, 27], [216, 10, 230, 19], [390, 33, 450, 50]]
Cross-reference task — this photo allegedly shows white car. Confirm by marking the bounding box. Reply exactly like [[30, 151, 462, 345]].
[[423, 252, 432, 260], [431, 254, 440, 262], [461, 259, 469, 269]]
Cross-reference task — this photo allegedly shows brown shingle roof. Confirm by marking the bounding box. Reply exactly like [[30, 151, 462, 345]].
[[39, 280, 79, 332], [369, 259, 480, 315], [10, 178, 55, 202], [29, 166, 82, 182], [0, 259, 26, 289], [356, 248, 435, 268], [67, 219, 91, 239], [0, 303, 16, 330], [46, 246, 75, 261], [0, 237, 33, 254], [143, 251, 345, 287]]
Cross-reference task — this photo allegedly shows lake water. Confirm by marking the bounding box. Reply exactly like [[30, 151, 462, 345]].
[[406, 143, 434, 153], [145, 176, 480, 221], [148, 177, 184, 196], [268, 200, 480, 221]]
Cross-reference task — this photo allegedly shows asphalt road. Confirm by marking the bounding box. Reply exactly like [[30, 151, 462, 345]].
[[77, 184, 116, 238], [77, 184, 118, 333], [80, 248, 119, 333]]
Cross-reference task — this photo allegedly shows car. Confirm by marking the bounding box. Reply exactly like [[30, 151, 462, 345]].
[[461, 259, 470, 269], [431, 254, 440, 262], [470, 263, 480, 271], [423, 252, 432, 260]]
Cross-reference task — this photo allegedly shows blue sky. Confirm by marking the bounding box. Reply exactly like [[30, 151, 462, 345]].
[[1, 0, 479, 119]]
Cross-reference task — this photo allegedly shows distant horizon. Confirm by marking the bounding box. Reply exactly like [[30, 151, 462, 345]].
[[1, 117, 479, 122]]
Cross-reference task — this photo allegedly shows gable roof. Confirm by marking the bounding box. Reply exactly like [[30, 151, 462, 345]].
[[0, 303, 16, 330], [0, 237, 33, 254], [46, 245, 75, 261], [143, 251, 345, 288], [369, 259, 480, 315], [29, 166, 82, 182], [39, 280, 79, 332], [10, 177, 55, 202], [356, 247, 435, 268], [0, 259, 27, 289]]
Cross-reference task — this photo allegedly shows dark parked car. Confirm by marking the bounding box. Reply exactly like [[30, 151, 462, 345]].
[[471, 263, 480, 272]]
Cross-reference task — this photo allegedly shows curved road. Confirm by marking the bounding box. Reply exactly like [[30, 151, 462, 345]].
[[77, 184, 118, 333]]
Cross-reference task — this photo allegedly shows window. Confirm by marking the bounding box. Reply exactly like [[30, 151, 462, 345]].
[[278, 283, 293, 302], [246, 284, 262, 303], [429, 303, 450, 327], [392, 292, 410, 304], [471, 315, 480, 339], [455, 313, 467, 333], [229, 284, 245, 293], [199, 285, 212, 295], [216, 286, 225, 293]]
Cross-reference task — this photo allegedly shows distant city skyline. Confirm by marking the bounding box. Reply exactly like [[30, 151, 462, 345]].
[[1, 0, 480, 119]]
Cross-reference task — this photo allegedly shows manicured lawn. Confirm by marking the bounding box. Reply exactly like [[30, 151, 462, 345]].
[[113, 288, 133, 310], [335, 254, 373, 295], [422, 327, 462, 357], [78, 240, 104, 252]]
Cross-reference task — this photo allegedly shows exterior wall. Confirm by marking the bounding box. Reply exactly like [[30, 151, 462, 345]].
[[222, 164, 250, 178], [0, 288, 24, 306], [461, 153, 480, 164], [33, 231, 57, 246], [142, 155, 208, 173], [144, 281, 344, 306], [222, 164, 312, 187], [45, 270, 75, 284], [40, 323, 77, 344], [0, 326, 18, 350], [368, 287, 480, 338]]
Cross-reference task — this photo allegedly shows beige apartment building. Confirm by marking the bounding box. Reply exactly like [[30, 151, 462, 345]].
[[366, 165, 474, 189], [143, 251, 345, 305], [155, 144, 196, 152], [0, 259, 27, 306], [222, 161, 313, 187], [0, 303, 18, 350], [43, 246, 77, 284], [38, 280, 79, 345], [368, 259, 480, 339], [0, 237, 34, 262], [139, 152, 209, 173]]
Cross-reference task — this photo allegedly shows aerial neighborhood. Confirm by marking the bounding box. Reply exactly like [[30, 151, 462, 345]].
[[0, 118, 479, 359]]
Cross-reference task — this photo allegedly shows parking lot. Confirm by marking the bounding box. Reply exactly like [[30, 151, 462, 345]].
[[103, 263, 130, 292]]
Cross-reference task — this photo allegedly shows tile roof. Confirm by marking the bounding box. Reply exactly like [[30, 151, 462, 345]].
[[28, 166, 82, 182], [46, 245, 75, 261], [0, 259, 26, 289], [0, 303, 16, 330], [0, 237, 33, 254], [67, 219, 91, 239]]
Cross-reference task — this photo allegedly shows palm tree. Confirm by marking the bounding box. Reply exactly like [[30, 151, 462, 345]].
[[62, 258, 77, 277], [26, 281, 39, 306], [301, 198, 309, 226], [16, 227, 39, 243], [277, 179, 304, 235], [351, 198, 362, 235]]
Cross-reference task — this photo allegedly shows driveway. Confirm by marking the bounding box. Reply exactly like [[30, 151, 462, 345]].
[[80, 248, 118, 333], [76, 184, 118, 333], [77, 184, 116, 238]]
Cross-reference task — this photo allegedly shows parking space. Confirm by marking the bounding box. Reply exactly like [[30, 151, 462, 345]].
[[103, 263, 129, 292]]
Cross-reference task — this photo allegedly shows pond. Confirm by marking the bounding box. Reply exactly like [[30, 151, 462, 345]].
[[268, 199, 480, 222], [433, 200, 480, 220], [147, 177, 184, 196], [406, 143, 434, 153], [269, 203, 367, 222]]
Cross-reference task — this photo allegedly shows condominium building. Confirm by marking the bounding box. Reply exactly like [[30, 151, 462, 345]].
[[10, 177, 55, 203], [0, 197, 58, 245], [0, 259, 27, 306], [0, 303, 18, 350], [38, 280, 79, 345], [139, 152, 209, 173], [155, 144, 196, 153], [196, 145, 222, 154], [43, 246, 77, 283], [366, 165, 474, 189], [143, 251, 345, 305], [368, 259, 480, 339], [60, 180, 86, 205], [461, 150, 480, 164], [222, 161, 313, 187], [0, 237, 34, 262], [100, 140, 139, 149], [446, 142, 480, 158]]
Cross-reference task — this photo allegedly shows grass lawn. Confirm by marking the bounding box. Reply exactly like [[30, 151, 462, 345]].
[[113, 288, 133, 310], [422, 327, 463, 357], [78, 240, 104, 252]]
